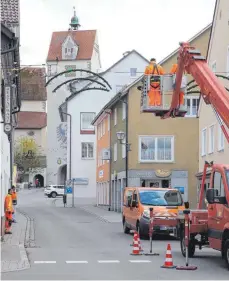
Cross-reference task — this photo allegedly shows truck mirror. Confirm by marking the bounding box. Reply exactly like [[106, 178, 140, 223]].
[[184, 201, 189, 209], [127, 198, 131, 207], [206, 188, 217, 204]]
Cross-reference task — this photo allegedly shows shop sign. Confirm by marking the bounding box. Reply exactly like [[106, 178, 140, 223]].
[[155, 169, 171, 178], [4, 86, 12, 134]]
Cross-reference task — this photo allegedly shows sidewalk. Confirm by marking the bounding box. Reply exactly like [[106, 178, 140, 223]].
[[79, 205, 122, 223], [54, 198, 122, 223], [1, 211, 30, 273]]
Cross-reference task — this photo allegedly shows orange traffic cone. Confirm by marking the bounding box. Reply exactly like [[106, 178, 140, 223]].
[[161, 244, 176, 269], [130, 231, 138, 246], [130, 231, 142, 255], [137, 233, 143, 252]]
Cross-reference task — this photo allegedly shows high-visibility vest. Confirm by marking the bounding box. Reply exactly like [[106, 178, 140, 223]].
[[4, 194, 13, 212], [12, 192, 17, 205]]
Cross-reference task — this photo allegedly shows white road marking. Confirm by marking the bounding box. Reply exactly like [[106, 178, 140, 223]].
[[129, 260, 151, 263], [97, 260, 120, 263], [34, 261, 56, 264], [66, 261, 88, 264]]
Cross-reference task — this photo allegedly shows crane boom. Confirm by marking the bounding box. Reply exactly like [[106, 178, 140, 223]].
[[164, 42, 229, 143]]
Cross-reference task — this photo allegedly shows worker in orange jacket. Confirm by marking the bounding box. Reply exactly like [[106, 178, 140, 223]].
[[11, 186, 17, 223], [144, 58, 165, 106], [170, 62, 185, 105], [4, 188, 14, 234]]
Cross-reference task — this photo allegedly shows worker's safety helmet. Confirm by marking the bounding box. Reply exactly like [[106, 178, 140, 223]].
[[150, 58, 156, 64]]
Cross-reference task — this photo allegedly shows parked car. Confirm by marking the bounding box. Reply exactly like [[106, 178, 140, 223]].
[[44, 185, 65, 198]]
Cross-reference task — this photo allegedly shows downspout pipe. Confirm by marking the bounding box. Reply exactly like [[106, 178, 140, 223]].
[[125, 93, 129, 188]]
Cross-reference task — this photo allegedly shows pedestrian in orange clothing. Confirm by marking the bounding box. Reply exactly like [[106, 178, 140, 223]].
[[144, 58, 165, 106], [11, 186, 17, 223], [170, 62, 185, 105], [4, 188, 13, 234]]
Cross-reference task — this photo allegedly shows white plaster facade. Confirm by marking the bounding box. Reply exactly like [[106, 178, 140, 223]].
[[198, 0, 229, 172], [20, 100, 46, 112], [66, 51, 149, 198], [46, 31, 101, 185], [0, 125, 11, 216]]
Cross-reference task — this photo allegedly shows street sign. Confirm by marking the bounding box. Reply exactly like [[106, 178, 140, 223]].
[[72, 178, 89, 185], [4, 86, 12, 135], [65, 186, 72, 194]]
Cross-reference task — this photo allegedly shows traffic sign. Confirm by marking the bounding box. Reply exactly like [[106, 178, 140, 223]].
[[4, 123, 12, 133], [65, 186, 72, 194]]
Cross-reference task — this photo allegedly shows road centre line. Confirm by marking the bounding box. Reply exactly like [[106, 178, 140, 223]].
[[97, 260, 120, 263], [34, 261, 56, 264], [129, 260, 151, 263], [66, 261, 88, 264]]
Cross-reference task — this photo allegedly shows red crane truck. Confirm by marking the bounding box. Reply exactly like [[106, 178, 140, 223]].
[[142, 42, 229, 269]]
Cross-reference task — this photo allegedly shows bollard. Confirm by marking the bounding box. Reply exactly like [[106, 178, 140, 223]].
[[176, 209, 197, 270], [144, 207, 159, 256], [63, 194, 67, 207]]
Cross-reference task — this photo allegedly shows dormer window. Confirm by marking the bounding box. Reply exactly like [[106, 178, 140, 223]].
[[62, 35, 78, 60], [65, 48, 74, 55]]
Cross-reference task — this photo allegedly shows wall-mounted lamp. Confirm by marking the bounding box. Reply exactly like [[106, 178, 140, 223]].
[[116, 131, 131, 151]]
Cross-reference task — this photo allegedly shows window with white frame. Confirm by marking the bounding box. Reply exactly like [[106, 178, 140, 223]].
[[122, 137, 126, 158], [211, 61, 216, 73], [130, 68, 137, 77], [81, 142, 94, 159], [201, 128, 207, 156], [107, 115, 110, 131], [227, 46, 229, 77], [208, 125, 214, 154], [114, 108, 117, 126], [122, 102, 126, 120], [114, 143, 117, 162], [97, 124, 100, 140], [102, 119, 105, 135], [80, 112, 95, 131], [218, 124, 224, 151], [185, 96, 199, 117], [139, 136, 174, 162]]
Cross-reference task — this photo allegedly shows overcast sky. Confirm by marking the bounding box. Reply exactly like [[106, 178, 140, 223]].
[[20, 0, 216, 70]]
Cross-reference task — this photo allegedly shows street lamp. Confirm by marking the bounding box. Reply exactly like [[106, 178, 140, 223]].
[[116, 131, 131, 151]]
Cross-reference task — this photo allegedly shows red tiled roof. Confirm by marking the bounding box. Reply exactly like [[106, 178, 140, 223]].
[[17, 112, 47, 129], [47, 30, 96, 61], [20, 67, 47, 101], [1, 0, 19, 23]]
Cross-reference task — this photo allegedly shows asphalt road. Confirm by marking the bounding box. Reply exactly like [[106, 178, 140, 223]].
[[2, 189, 229, 280]]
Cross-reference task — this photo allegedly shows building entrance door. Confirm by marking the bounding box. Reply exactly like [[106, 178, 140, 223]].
[[144, 179, 170, 188]]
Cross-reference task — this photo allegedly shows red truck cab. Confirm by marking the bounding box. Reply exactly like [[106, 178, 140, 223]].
[[206, 164, 229, 267]]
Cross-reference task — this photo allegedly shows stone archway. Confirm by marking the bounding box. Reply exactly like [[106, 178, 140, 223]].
[[57, 164, 67, 185], [34, 174, 44, 187]]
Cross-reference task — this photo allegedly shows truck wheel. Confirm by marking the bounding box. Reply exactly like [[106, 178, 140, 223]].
[[123, 218, 130, 234], [180, 229, 195, 258], [224, 239, 229, 270]]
